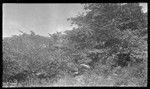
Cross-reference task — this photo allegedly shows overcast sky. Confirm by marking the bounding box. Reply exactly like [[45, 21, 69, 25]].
[[3, 3, 147, 37]]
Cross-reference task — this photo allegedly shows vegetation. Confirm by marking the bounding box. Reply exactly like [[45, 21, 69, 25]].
[[3, 3, 147, 87]]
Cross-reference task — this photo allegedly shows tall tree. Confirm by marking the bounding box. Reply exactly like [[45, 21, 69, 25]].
[[66, 3, 147, 75]]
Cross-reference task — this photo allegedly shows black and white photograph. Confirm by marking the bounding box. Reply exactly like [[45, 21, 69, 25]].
[[2, 3, 147, 87]]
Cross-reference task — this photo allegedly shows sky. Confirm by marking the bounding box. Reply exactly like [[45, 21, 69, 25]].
[[3, 3, 147, 37]]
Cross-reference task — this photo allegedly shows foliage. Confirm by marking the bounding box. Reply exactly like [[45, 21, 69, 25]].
[[3, 3, 147, 87], [66, 3, 147, 86]]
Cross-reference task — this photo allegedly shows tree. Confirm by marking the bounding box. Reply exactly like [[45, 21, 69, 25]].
[[66, 3, 147, 85]]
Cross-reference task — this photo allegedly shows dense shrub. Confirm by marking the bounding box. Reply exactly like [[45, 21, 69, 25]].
[[3, 3, 147, 87]]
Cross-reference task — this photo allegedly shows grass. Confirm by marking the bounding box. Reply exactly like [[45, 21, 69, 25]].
[[3, 76, 145, 87], [3, 67, 147, 87]]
